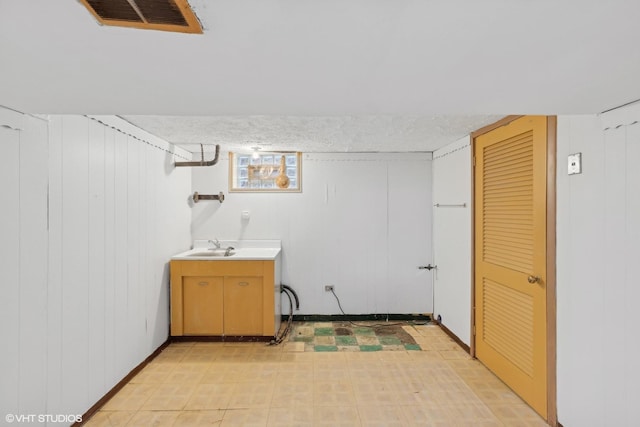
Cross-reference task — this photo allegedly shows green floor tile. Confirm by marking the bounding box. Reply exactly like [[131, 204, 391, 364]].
[[335, 336, 358, 346], [314, 327, 335, 336], [290, 321, 425, 353], [359, 345, 383, 352], [379, 336, 402, 345], [314, 345, 338, 352], [404, 344, 422, 351], [353, 327, 375, 336]]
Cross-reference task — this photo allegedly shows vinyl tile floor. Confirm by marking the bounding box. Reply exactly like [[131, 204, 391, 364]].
[[85, 323, 548, 426], [289, 321, 423, 352]]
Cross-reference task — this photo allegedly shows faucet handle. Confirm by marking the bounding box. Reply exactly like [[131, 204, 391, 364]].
[[208, 238, 221, 248]]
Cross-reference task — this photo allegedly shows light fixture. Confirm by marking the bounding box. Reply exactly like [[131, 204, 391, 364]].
[[250, 146, 262, 160]]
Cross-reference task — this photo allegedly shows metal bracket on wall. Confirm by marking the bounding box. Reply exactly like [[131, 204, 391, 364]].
[[434, 203, 467, 208], [175, 144, 220, 167], [193, 191, 225, 203]]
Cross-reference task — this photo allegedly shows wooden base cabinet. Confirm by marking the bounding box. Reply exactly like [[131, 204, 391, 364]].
[[224, 277, 263, 335], [170, 260, 280, 337], [182, 276, 223, 335]]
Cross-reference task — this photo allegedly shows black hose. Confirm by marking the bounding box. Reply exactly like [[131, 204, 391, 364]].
[[270, 286, 295, 345], [268, 284, 300, 345], [281, 284, 299, 310]]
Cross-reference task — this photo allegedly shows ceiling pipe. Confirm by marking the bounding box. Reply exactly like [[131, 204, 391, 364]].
[[175, 144, 220, 167]]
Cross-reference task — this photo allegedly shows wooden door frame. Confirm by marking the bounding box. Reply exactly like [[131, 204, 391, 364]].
[[469, 115, 557, 426]]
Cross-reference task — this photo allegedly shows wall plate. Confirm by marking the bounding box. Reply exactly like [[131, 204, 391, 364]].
[[568, 153, 582, 175]]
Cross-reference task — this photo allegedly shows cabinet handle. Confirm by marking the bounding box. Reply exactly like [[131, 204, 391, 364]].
[[198, 281, 209, 286], [238, 281, 249, 286]]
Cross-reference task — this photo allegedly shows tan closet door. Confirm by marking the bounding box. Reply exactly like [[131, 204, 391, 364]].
[[474, 116, 547, 417]]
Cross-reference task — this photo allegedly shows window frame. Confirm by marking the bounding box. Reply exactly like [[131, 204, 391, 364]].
[[229, 152, 302, 193]]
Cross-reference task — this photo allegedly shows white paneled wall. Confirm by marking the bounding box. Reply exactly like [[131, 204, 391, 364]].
[[432, 137, 472, 345], [557, 106, 640, 426], [191, 152, 432, 315], [0, 125, 21, 416], [0, 109, 192, 422], [0, 111, 49, 419]]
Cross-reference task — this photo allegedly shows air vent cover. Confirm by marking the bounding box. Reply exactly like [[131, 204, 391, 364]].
[[80, 0, 202, 34]]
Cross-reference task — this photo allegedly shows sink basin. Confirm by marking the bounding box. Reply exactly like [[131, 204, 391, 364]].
[[171, 240, 281, 261], [187, 249, 235, 257]]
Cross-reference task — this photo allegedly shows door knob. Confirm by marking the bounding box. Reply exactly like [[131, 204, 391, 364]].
[[527, 275, 541, 284], [418, 265, 436, 271]]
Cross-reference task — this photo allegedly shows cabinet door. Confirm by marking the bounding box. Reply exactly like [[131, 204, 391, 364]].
[[224, 277, 263, 335], [183, 276, 223, 335]]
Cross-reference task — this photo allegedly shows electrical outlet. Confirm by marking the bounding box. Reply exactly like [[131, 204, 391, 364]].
[[324, 285, 334, 292]]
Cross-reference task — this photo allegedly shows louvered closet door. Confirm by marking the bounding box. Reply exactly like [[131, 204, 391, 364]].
[[474, 116, 547, 417]]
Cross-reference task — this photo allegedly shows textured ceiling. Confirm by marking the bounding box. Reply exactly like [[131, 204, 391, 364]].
[[1, 1, 639, 152], [121, 114, 502, 152]]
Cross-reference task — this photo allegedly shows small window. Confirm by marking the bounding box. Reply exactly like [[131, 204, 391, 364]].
[[230, 152, 301, 193]]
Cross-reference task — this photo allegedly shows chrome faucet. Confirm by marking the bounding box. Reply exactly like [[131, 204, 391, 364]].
[[224, 246, 235, 257], [208, 238, 221, 249]]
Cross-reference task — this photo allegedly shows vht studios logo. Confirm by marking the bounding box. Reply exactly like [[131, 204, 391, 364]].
[[5, 414, 82, 423]]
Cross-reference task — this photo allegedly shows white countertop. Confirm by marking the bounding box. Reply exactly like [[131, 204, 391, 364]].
[[171, 240, 281, 261]]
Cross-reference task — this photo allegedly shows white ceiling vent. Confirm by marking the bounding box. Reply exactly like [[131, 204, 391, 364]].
[[80, 0, 202, 34]]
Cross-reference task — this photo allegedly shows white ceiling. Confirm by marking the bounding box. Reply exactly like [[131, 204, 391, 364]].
[[119, 114, 502, 153], [2, 0, 639, 152]]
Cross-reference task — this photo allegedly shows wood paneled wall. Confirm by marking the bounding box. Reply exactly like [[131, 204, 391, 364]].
[[0, 111, 49, 419], [0, 110, 192, 419], [556, 106, 640, 426], [432, 136, 472, 345], [191, 152, 433, 315]]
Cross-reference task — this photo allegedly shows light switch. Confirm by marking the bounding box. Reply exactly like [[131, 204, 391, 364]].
[[241, 210, 250, 220], [568, 153, 582, 175]]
